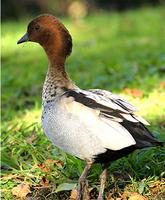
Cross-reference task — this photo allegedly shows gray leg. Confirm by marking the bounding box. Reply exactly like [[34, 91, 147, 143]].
[[97, 167, 108, 200], [76, 161, 93, 200]]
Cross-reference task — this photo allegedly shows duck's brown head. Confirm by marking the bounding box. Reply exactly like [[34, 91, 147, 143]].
[[17, 14, 72, 60]]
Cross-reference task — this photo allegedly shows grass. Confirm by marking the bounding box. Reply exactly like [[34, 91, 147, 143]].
[[1, 6, 165, 200]]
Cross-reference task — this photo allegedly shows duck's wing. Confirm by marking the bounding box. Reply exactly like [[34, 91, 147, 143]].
[[89, 89, 137, 112], [88, 89, 150, 125], [63, 88, 162, 148], [64, 88, 148, 124]]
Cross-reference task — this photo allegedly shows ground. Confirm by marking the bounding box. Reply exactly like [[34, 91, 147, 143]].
[[1, 6, 165, 200]]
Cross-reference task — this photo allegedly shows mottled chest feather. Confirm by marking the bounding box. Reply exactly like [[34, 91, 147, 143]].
[[42, 68, 76, 104]]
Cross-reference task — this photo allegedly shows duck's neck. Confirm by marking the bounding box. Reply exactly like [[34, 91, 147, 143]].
[[42, 57, 76, 103]]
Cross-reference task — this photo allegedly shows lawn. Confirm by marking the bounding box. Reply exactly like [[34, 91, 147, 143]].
[[1, 6, 165, 200]]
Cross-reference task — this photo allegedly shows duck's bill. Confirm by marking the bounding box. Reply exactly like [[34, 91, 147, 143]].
[[17, 33, 29, 44]]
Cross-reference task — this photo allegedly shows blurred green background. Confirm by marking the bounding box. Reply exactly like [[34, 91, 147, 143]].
[[1, 1, 165, 199]]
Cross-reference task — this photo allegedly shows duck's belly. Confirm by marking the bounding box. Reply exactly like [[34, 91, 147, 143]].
[[41, 101, 106, 160]]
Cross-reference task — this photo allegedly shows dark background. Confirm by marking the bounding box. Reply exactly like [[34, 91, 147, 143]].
[[2, 0, 164, 20]]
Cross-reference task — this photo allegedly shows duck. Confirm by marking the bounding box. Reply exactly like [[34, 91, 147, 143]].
[[17, 14, 163, 200]]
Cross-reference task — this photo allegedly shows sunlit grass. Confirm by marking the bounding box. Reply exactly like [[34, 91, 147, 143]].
[[1, 6, 165, 200]]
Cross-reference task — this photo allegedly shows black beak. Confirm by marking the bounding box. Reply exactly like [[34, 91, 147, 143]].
[[17, 33, 29, 44]]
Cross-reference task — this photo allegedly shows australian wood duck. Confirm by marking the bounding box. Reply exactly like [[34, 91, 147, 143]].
[[17, 14, 163, 200]]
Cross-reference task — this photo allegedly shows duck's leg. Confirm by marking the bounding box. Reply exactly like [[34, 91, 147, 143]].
[[97, 164, 109, 200], [76, 161, 93, 200]]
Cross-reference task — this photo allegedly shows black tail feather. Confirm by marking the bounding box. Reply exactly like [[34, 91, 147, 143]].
[[120, 120, 163, 148], [95, 120, 163, 164]]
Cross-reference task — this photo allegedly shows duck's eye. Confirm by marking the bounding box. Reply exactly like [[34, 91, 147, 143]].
[[34, 24, 40, 31]]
